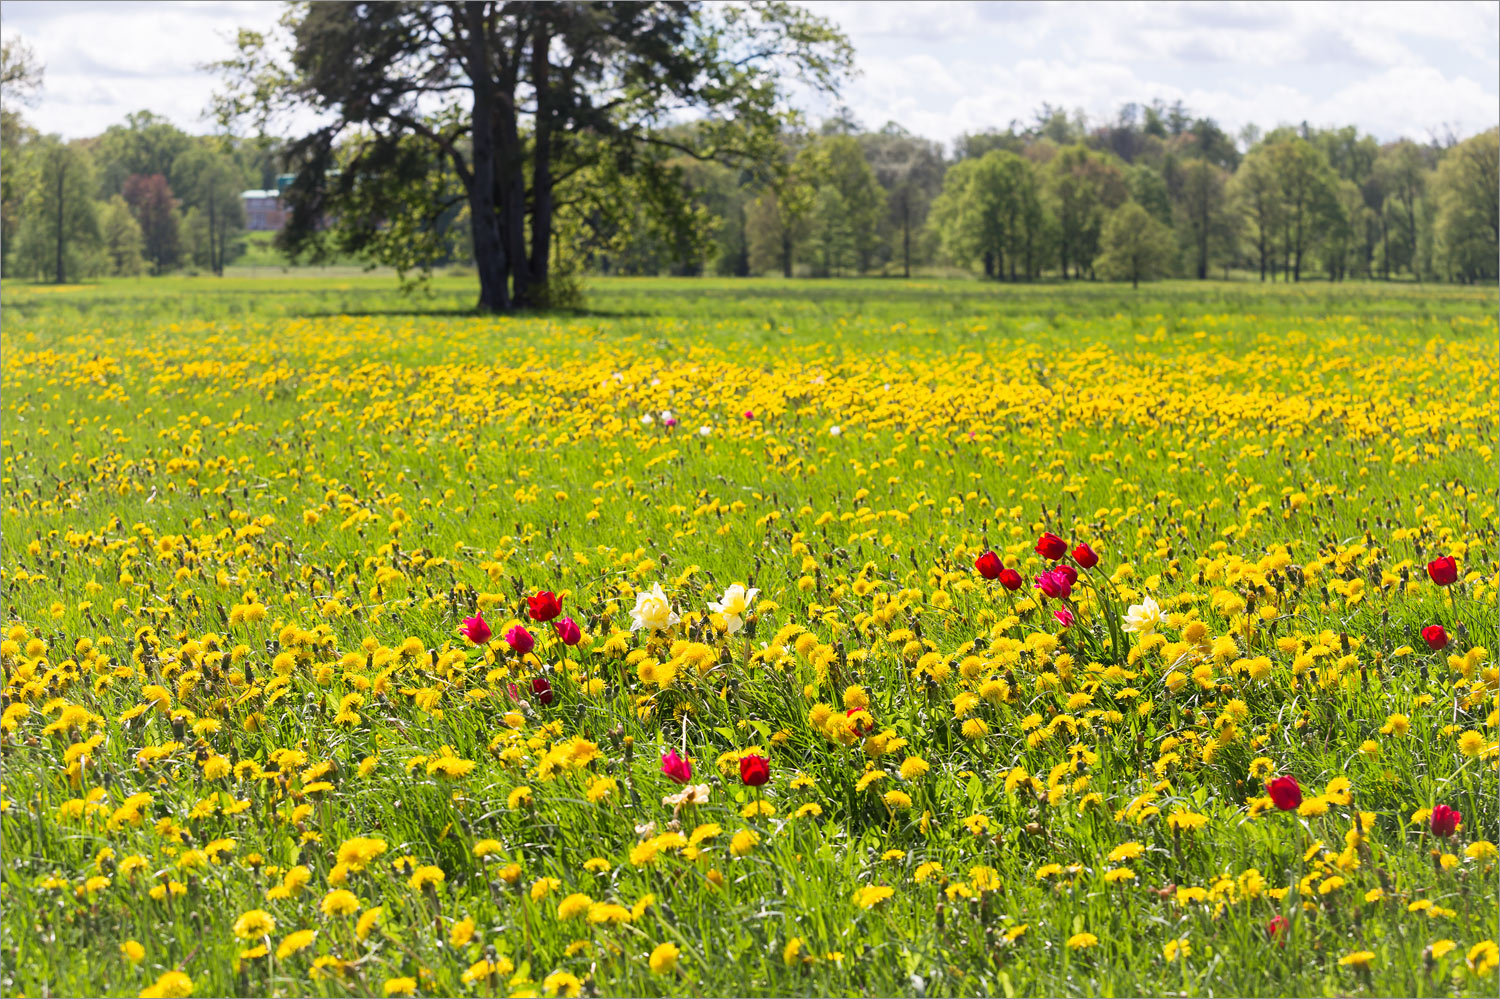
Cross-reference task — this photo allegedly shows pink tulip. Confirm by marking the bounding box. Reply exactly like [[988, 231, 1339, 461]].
[[553, 617, 582, 645], [661, 750, 692, 784], [504, 625, 534, 655], [460, 613, 492, 645]]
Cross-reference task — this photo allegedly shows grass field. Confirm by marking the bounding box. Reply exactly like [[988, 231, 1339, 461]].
[[2, 274, 1497, 998]]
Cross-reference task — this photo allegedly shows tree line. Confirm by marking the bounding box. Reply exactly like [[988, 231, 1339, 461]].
[[3, 4, 1496, 297], [2, 36, 274, 281], [622, 104, 1498, 287]]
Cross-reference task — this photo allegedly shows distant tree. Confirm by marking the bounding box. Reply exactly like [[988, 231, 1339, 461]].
[[1265, 139, 1337, 281], [861, 122, 945, 277], [1045, 144, 1128, 279], [2, 33, 44, 274], [803, 183, 853, 276], [98, 195, 146, 275], [1127, 163, 1172, 226], [122, 173, 182, 274], [1374, 141, 1428, 280], [174, 146, 248, 275], [1228, 148, 1283, 280], [91, 111, 194, 199], [929, 149, 1044, 280], [1175, 160, 1231, 279], [803, 134, 884, 274], [747, 136, 819, 277], [1431, 128, 1498, 283], [1095, 201, 1176, 287], [13, 138, 100, 282]]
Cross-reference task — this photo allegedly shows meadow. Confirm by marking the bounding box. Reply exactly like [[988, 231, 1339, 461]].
[[1, 273, 1497, 998]]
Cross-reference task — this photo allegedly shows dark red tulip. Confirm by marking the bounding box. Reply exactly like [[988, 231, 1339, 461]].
[[974, 551, 1003, 580], [1035, 532, 1068, 560], [1266, 914, 1289, 945], [530, 676, 553, 706], [1429, 804, 1461, 838], [998, 568, 1023, 591], [1072, 543, 1099, 568], [527, 590, 562, 622], [1421, 624, 1449, 651], [1267, 775, 1302, 811], [1426, 556, 1458, 586], [738, 754, 770, 786]]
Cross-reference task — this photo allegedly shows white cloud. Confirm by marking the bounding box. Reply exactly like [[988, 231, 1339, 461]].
[[4, 0, 1496, 148]]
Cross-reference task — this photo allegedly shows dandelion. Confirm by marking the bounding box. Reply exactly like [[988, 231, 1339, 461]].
[[852, 884, 894, 909], [649, 942, 680, 974]]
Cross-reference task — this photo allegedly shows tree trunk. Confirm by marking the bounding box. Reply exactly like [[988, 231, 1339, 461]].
[[208, 194, 219, 276], [465, 2, 509, 312], [901, 192, 910, 279], [781, 228, 792, 278], [54, 163, 65, 284], [497, 111, 529, 306], [528, 20, 554, 294]]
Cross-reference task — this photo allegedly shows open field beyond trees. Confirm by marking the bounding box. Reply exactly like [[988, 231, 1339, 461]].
[[1, 275, 1497, 998]]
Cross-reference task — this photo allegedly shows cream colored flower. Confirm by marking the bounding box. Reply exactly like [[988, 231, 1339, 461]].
[[662, 783, 711, 810], [1123, 596, 1161, 634], [631, 583, 680, 633], [709, 583, 758, 635]]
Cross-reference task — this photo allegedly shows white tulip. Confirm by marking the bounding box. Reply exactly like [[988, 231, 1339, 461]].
[[630, 583, 679, 633], [708, 583, 758, 635], [1123, 596, 1162, 634]]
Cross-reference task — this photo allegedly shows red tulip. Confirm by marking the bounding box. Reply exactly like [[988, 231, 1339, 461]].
[[460, 613, 492, 645], [1421, 624, 1449, 651], [529, 676, 553, 706], [1055, 564, 1079, 586], [1053, 608, 1074, 629], [974, 550, 1003, 580], [504, 625, 534, 655], [738, 754, 770, 786], [998, 567, 1023, 591], [743, 410, 754, 420], [1429, 804, 1461, 838], [527, 590, 562, 622], [1267, 775, 1302, 811], [1072, 543, 1099, 568], [661, 750, 692, 784], [1427, 556, 1458, 586], [553, 617, 582, 646], [1035, 532, 1068, 560], [1266, 914, 1289, 945]]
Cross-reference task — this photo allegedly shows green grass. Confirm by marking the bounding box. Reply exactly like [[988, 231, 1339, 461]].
[[1, 273, 1497, 998]]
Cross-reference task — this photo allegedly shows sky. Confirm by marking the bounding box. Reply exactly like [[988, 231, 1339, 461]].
[[2, 0, 1497, 149]]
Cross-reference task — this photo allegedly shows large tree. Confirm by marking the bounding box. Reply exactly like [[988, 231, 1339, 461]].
[[213, 1, 851, 311]]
